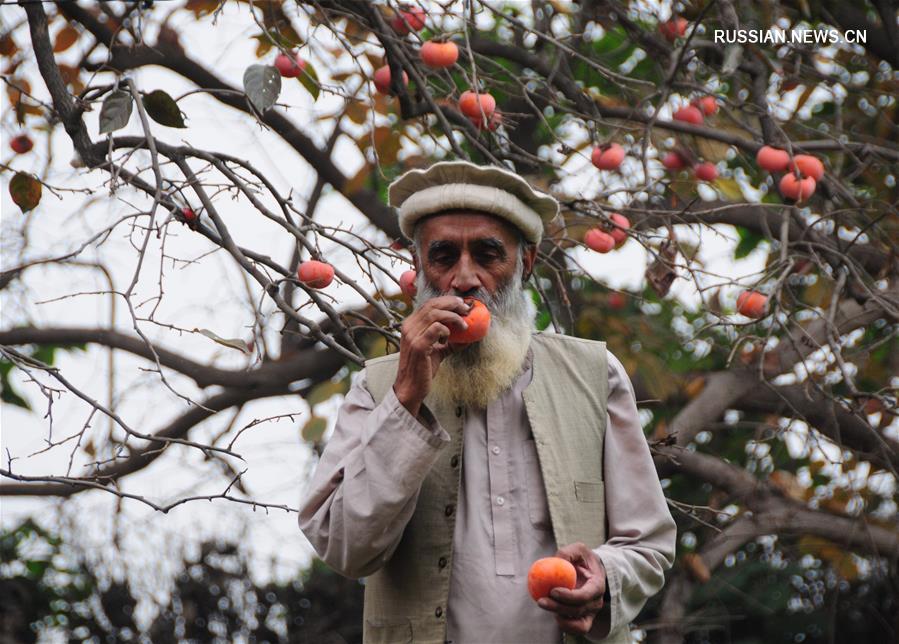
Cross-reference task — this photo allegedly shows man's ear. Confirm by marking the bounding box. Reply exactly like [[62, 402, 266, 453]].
[[522, 243, 537, 281]]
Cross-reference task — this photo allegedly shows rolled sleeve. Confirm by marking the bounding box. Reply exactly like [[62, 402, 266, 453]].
[[298, 370, 449, 578], [587, 352, 677, 640]]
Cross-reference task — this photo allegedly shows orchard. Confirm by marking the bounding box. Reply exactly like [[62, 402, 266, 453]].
[[1, 1, 897, 643]]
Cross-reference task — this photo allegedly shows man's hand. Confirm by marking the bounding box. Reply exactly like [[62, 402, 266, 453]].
[[536, 542, 607, 637], [393, 296, 470, 418]]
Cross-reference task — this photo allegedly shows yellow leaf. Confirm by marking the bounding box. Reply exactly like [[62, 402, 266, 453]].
[[803, 277, 834, 308], [712, 177, 744, 201]]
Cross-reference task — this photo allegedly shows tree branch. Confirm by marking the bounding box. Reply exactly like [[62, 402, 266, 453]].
[[55, 0, 401, 240], [0, 346, 344, 497]]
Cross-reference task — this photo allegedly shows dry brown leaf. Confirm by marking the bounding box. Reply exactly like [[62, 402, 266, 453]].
[[53, 25, 79, 53], [645, 238, 678, 298], [684, 376, 705, 399], [683, 553, 711, 583], [768, 470, 807, 502]]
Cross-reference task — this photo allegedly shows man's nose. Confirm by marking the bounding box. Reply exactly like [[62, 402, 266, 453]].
[[451, 255, 481, 294]]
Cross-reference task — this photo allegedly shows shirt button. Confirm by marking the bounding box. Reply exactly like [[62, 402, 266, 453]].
[[455, 406, 463, 417], [435, 606, 443, 618], [491, 445, 501, 455], [444, 504, 454, 517], [496, 496, 505, 506], [438, 556, 447, 569], [450, 455, 459, 468]]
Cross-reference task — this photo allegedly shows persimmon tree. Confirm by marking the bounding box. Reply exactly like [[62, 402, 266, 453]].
[[1, 1, 897, 641]]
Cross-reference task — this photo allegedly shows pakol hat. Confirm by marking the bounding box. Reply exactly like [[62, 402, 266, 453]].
[[387, 160, 559, 244]]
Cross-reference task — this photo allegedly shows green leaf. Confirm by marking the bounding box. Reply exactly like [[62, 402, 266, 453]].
[[306, 379, 349, 407], [1, 373, 31, 409], [98, 90, 133, 134], [243, 64, 281, 113], [535, 309, 551, 331], [31, 345, 56, 366], [301, 416, 328, 442], [143, 89, 186, 128], [9, 172, 41, 212], [734, 226, 765, 259], [297, 62, 320, 101], [25, 559, 49, 578]]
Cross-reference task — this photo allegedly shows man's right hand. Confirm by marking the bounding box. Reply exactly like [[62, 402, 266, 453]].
[[393, 296, 470, 418]]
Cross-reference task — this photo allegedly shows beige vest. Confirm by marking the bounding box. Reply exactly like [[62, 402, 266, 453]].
[[361, 333, 631, 644]]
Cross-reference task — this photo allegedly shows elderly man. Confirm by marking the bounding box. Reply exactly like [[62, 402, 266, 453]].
[[299, 161, 676, 644]]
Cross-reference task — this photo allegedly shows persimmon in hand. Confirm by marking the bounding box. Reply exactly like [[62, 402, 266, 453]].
[[447, 298, 490, 344], [528, 557, 577, 601]]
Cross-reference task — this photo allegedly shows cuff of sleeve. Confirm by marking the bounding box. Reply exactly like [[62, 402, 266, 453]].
[[587, 547, 623, 641], [384, 386, 449, 448]]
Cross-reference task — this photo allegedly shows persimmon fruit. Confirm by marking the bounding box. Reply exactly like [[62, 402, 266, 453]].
[[659, 17, 688, 42], [607, 292, 627, 310], [694, 162, 718, 182], [756, 146, 790, 172], [779, 174, 816, 202], [591, 143, 625, 171], [274, 52, 306, 78], [297, 260, 335, 289], [673, 105, 704, 126], [458, 90, 496, 120], [737, 291, 768, 319], [528, 557, 577, 601], [790, 154, 825, 181], [609, 213, 630, 246], [692, 96, 718, 116], [421, 40, 458, 68], [585, 229, 615, 253], [662, 151, 687, 170], [448, 298, 491, 345], [391, 6, 426, 35], [470, 109, 502, 131], [10, 134, 33, 154], [399, 270, 417, 298], [374, 65, 408, 95]]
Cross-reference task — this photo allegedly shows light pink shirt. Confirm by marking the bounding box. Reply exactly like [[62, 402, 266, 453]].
[[299, 343, 676, 643]]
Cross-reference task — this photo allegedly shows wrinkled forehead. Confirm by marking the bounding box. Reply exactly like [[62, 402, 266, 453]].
[[415, 209, 524, 246]]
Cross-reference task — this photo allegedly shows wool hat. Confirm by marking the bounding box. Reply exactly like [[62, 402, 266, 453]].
[[387, 160, 559, 243]]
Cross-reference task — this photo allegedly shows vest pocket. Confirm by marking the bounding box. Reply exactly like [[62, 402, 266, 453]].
[[364, 618, 413, 644], [523, 439, 552, 530], [574, 480, 604, 503]]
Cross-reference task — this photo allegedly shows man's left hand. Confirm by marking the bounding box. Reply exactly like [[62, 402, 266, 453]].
[[536, 542, 607, 636]]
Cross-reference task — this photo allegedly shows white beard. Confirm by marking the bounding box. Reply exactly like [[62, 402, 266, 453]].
[[413, 265, 535, 409]]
